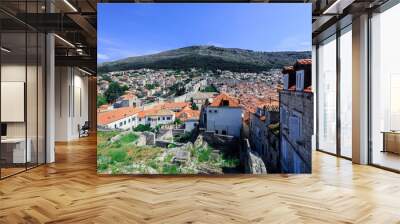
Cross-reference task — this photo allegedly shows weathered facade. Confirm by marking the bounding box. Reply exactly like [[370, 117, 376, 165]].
[[279, 59, 313, 173], [249, 105, 280, 173]]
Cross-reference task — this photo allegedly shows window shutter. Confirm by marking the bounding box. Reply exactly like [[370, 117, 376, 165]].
[[296, 70, 304, 91], [283, 75, 289, 90]]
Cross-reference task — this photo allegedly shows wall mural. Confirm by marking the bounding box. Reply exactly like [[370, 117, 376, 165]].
[[96, 3, 313, 175]]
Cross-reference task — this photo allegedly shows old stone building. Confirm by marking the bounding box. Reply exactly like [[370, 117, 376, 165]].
[[279, 59, 313, 173], [249, 103, 280, 173]]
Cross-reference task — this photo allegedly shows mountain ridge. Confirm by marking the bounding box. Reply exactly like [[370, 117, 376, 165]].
[[98, 45, 311, 73]]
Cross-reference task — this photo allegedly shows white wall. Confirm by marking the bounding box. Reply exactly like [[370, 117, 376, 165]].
[[106, 114, 138, 130], [206, 107, 242, 137], [185, 120, 198, 132], [54, 67, 89, 141]]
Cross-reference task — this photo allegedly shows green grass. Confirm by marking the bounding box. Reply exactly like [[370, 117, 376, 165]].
[[167, 143, 177, 148], [162, 164, 179, 174], [97, 130, 241, 175], [196, 147, 212, 163], [164, 154, 173, 163], [119, 133, 139, 144], [109, 148, 127, 163], [147, 159, 159, 170]]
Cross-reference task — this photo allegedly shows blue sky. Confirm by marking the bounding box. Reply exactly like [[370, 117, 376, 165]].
[[98, 3, 311, 63]]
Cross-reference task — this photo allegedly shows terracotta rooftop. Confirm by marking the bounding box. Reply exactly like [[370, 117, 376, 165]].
[[120, 92, 136, 100], [282, 66, 294, 74], [209, 93, 240, 108], [176, 107, 200, 122], [98, 107, 141, 125], [155, 102, 190, 110], [296, 59, 312, 65]]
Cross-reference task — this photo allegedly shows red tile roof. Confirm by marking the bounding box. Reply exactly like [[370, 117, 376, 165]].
[[120, 92, 136, 100], [282, 66, 294, 74], [154, 102, 190, 110], [176, 107, 200, 122], [98, 107, 141, 125], [209, 93, 240, 108], [296, 59, 312, 65]]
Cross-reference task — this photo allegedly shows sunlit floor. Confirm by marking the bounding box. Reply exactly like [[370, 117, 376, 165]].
[[0, 167, 25, 178], [0, 135, 400, 223], [372, 150, 400, 171], [0, 162, 44, 179]]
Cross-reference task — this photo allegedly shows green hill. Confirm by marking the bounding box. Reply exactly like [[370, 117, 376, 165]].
[[98, 45, 311, 73]]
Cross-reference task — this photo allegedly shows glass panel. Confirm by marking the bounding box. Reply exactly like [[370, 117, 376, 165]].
[[26, 0, 40, 169], [317, 35, 337, 154], [371, 3, 400, 171], [339, 26, 352, 158], [38, 32, 45, 165], [27, 31, 38, 169], [1, 30, 27, 177]]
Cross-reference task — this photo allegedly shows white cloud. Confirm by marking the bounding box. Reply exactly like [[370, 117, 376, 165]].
[[97, 53, 110, 60]]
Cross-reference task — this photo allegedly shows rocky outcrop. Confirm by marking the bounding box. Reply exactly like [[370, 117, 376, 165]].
[[243, 139, 267, 174], [110, 131, 131, 143], [194, 135, 208, 149], [135, 131, 155, 146]]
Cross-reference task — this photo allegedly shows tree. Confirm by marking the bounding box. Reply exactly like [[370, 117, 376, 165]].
[[100, 74, 112, 82], [174, 118, 183, 125], [97, 94, 107, 108], [201, 85, 218, 92], [145, 84, 156, 90], [104, 82, 124, 103], [133, 124, 153, 132], [191, 103, 198, 110], [175, 86, 186, 96], [122, 85, 129, 92]]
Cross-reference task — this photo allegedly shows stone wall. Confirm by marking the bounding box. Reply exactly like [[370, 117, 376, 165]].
[[201, 131, 238, 153], [249, 111, 280, 173], [155, 140, 183, 148], [157, 129, 173, 141], [135, 131, 156, 146], [279, 90, 313, 173], [241, 139, 267, 174]]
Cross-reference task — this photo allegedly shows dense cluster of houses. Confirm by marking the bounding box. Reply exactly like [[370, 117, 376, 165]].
[[97, 59, 313, 173], [98, 100, 196, 130]]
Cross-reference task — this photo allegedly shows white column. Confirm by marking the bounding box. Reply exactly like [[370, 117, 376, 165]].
[[46, 33, 55, 163], [352, 14, 369, 164]]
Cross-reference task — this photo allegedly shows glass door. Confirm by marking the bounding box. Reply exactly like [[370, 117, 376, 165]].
[[339, 25, 352, 158], [317, 34, 337, 154], [370, 2, 400, 171], [0, 1, 46, 179]]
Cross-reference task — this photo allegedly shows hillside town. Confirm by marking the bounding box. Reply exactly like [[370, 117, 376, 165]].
[[97, 60, 312, 174]]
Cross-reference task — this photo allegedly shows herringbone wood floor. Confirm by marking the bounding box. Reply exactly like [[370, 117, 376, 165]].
[[1, 135, 400, 224]]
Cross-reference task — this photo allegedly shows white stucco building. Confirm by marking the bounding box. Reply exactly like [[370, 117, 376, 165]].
[[205, 93, 243, 137]]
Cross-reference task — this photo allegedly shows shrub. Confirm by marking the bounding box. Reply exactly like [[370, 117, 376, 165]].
[[167, 143, 177, 148], [197, 147, 212, 162], [174, 132, 192, 143], [147, 160, 159, 170], [162, 164, 179, 174], [134, 124, 152, 132], [109, 149, 127, 163]]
